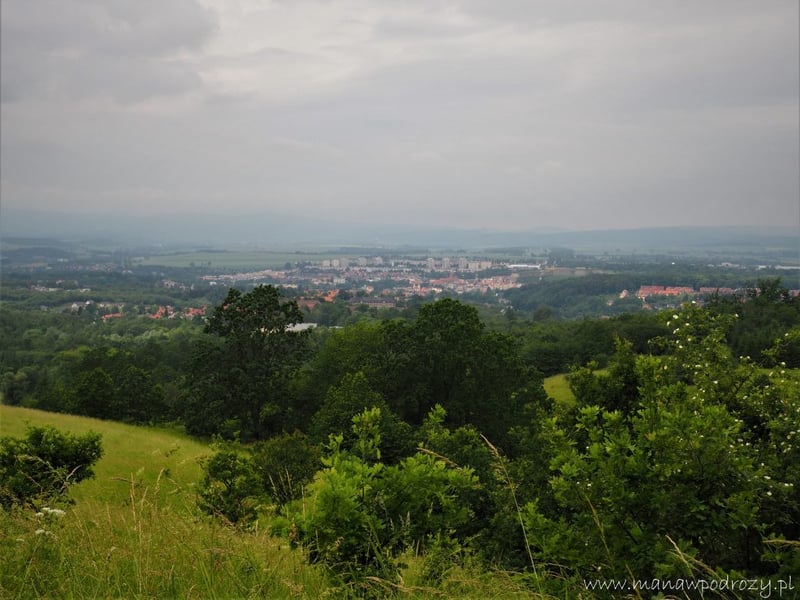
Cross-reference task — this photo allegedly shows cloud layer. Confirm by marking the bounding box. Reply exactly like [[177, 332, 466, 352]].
[[2, 0, 798, 231]]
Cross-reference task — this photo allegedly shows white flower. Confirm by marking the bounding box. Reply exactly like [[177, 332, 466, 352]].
[[35, 529, 46, 535]]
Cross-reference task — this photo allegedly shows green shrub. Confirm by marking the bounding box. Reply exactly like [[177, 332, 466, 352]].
[[0, 426, 103, 508], [251, 432, 321, 507], [519, 303, 800, 587], [284, 407, 479, 586], [197, 447, 265, 525]]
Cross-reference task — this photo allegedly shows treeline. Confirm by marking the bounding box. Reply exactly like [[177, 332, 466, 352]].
[[2, 280, 799, 594], [1, 269, 227, 310], [506, 267, 796, 318], [2, 279, 798, 426], [0, 308, 198, 422]]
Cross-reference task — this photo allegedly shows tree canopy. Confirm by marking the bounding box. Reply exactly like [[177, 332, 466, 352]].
[[183, 285, 310, 440]]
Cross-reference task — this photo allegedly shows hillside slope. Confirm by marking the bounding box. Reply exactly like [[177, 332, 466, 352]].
[[1, 405, 208, 507]]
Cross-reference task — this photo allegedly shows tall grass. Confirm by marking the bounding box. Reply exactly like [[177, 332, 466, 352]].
[[0, 406, 330, 598], [0, 481, 330, 598], [1, 405, 206, 509], [0, 406, 550, 598]]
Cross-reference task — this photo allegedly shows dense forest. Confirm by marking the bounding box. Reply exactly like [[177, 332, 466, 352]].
[[2, 279, 799, 596]]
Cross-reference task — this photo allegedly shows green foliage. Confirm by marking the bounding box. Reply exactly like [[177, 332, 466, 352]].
[[115, 365, 167, 423], [566, 338, 639, 414], [4, 269, 800, 595], [301, 298, 532, 452], [285, 407, 479, 586], [251, 432, 321, 507], [504, 273, 644, 318], [309, 372, 414, 463], [709, 278, 800, 366], [520, 302, 800, 587], [197, 446, 265, 526], [518, 313, 668, 378], [0, 426, 103, 508], [309, 372, 384, 444], [298, 321, 387, 409], [72, 367, 116, 418], [197, 433, 322, 525], [378, 299, 531, 445], [183, 285, 310, 440], [2, 325, 189, 424]]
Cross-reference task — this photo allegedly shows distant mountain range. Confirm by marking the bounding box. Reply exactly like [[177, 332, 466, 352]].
[[1, 207, 798, 255]]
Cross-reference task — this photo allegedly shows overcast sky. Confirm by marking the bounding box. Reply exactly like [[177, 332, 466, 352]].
[[1, 0, 798, 232]]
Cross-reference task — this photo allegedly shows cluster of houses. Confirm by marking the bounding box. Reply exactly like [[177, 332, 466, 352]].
[[633, 285, 737, 300], [97, 304, 206, 322]]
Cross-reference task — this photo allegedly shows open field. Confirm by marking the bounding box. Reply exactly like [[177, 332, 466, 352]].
[[542, 373, 574, 404], [135, 250, 338, 269]]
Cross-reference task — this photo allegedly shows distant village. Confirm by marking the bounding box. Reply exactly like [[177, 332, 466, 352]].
[[199, 255, 527, 301], [21, 252, 800, 322]]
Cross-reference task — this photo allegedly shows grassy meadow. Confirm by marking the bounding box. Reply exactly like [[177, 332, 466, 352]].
[[542, 373, 573, 405], [0, 406, 541, 599], [0, 406, 207, 507]]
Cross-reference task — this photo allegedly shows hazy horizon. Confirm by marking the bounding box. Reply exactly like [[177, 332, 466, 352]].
[[2, 1, 799, 233]]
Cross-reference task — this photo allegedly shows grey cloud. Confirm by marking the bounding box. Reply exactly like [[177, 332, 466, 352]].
[[1, 0, 797, 231], [1, 0, 215, 104]]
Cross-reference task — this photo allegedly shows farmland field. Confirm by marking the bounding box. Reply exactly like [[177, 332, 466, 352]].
[[135, 250, 341, 269]]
